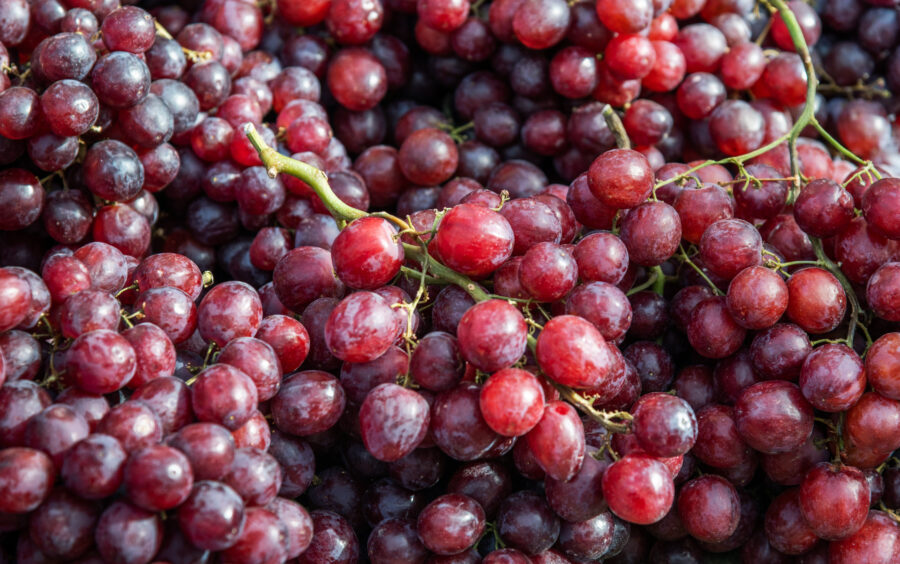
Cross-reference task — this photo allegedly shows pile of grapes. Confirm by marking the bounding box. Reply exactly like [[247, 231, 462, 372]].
[[4, 0, 900, 561]]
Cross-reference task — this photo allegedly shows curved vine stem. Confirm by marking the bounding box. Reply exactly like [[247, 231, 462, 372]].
[[602, 104, 630, 150], [810, 238, 860, 348], [244, 124, 368, 223]]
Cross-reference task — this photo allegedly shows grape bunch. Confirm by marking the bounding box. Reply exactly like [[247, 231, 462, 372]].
[[3, 0, 900, 562]]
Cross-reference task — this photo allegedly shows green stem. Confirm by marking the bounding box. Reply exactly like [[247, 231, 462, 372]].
[[243, 123, 367, 223], [810, 238, 860, 347], [651, 265, 666, 295], [811, 120, 865, 166], [550, 380, 633, 434], [626, 266, 664, 297], [402, 243, 490, 302], [399, 266, 446, 286], [602, 104, 630, 150], [679, 247, 724, 296]]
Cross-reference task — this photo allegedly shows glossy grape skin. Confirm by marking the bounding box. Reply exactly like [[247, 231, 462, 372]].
[[794, 178, 855, 238], [255, 314, 310, 373], [177, 480, 246, 551], [0, 330, 41, 381], [602, 454, 674, 525], [91, 51, 151, 109], [332, 217, 403, 290], [868, 262, 900, 322], [572, 233, 629, 285], [632, 392, 697, 458], [860, 177, 900, 239], [691, 403, 751, 470], [761, 212, 814, 263], [799, 343, 865, 413], [677, 475, 740, 543], [297, 510, 360, 564], [771, 0, 821, 51], [122, 444, 193, 512], [365, 517, 428, 563], [829, 510, 900, 563], [498, 198, 561, 256], [619, 201, 682, 266], [66, 330, 137, 395], [41, 189, 92, 244], [418, 0, 469, 32], [867, 333, 900, 400], [517, 242, 577, 301], [0, 447, 54, 514], [417, 493, 485, 555], [92, 203, 152, 258], [0, 87, 44, 141], [168, 422, 236, 481], [39, 79, 98, 138], [605, 33, 656, 80], [536, 314, 614, 393], [70, 243, 127, 296], [131, 374, 191, 433], [795, 462, 869, 542], [587, 149, 653, 209], [749, 326, 807, 385], [197, 280, 263, 347], [151, 78, 200, 134], [0, 268, 30, 333], [222, 447, 282, 507], [686, 296, 746, 360], [845, 392, 900, 456], [359, 383, 430, 462], [734, 381, 814, 454], [327, 48, 388, 112], [443, 463, 510, 523], [60, 434, 126, 500], [22, 403, 89, 468], [387, 447, 447, 493], [672, 185, 735, 244], [479, 368, 544, 437], [431, 383, 500, 461], [191, 364, 258, 431], [267, 496, 314, 559], [58, 290, 119, 339], [324, 291, 399, 363], [834, 217, 895, 286], [1, 171, 44, 239], [485, 491, 557, 556], [763, 489, 819, 555], [136, 287, 197, 345], [267, 433, 315, 501], [698, 219, 762, 280], [27, 485, 99, 560], [525, 400, 585, 482], [271, 370, 346, 436], [542, 450, 607, 524], [512, 0, 571, 50], [133, 252, 202, 300], [95, 401, 162, 457], [217, 506, 288, 564], [725, 265, 788, 330], [455, 299, 526, 373], [94, 501, 162, 564], [786, 267, 847, 334], [273, 247, 341, 312]]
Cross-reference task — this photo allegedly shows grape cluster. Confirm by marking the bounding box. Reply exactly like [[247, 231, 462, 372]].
[[3, 0, 900, 562]]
